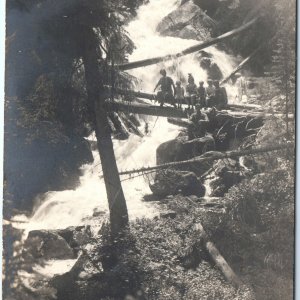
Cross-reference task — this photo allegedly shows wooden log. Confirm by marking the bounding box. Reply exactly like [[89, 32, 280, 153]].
[[194, 223, 242, 288], [118, 143, 293, 175], [104, 100, 187, 118], [220, 46, 263, 85], [115, 18, 258, 71], [167, 117, 190, 127], [109, 87, 263, 112], [118, 112, 144, 137]]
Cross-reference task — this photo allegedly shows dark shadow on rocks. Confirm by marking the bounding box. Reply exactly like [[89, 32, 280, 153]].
[[51, 226, 149, 300]]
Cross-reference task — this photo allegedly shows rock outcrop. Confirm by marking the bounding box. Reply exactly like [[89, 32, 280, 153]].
[[24, 230, 76, 260], [55, 225, 92, 255], [209, 159, 245, 197], [156, 1, 216, 41], [150, 169, 205, 197], [198, 55, 223, 80], [157, 135, 215, 165]]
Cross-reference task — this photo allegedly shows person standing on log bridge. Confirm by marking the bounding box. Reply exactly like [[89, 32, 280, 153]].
[[214, 80, 228, 109], [235, 72, 248, 103], [197, 81, 207, 108], [206, 79, 216, 107], [185, 73, 198, 109], [188, 104, 209, 140], [175, 80, 185, 108], [154, 69, 176, 108]]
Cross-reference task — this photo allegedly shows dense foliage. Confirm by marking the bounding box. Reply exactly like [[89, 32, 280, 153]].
[[194, 0, 295, 76], [5, 0, 143, 210]]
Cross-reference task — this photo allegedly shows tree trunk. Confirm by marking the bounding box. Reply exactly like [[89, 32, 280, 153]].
[[118, 142, 293, 176], [220, 45, 263, 85], [194, 223, 242, 288], [81, 27, 128, 236], [115, 18, 257, 71]]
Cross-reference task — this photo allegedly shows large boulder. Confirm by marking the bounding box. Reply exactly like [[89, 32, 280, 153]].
[[156, 1, 215, 40], [150, 169, 205, 197], [193, 0, 219, 16], [24, 230, 76, 260], [156, 135, 215, 165], [55, 226, 92, 254], [209, 159, 245, 197], [198, 56, 223, 80]]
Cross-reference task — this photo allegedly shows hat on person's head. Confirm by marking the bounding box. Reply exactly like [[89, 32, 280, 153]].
[[176, 80, 181, 85], [199, 81, 204, 84], [160, 69, 166, 75], [207, 79, 213, 83]]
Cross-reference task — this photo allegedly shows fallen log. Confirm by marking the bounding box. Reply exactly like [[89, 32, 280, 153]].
[[109, 87, 263, 112], [118, 143, 293, 175], [104, 100, 187, 118], [167, 117, 190, 127], [220, 46, 263, 85], [194, 223, 242, 288], [115, 18, 258, 71], [108, 112, 130, 139], [118, 112, 144, 137]]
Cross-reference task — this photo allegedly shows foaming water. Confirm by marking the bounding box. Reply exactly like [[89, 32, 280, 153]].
[[19, 0, 239, 231], [24, 118, 179, 231], [126, 0, 238, 99]]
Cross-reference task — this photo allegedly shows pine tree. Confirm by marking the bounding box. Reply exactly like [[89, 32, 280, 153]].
[[6, 0, 141, 236], [267, 0, 295, 139]]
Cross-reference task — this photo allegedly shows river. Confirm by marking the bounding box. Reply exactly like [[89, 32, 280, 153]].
[[14, 0, 238, 233]]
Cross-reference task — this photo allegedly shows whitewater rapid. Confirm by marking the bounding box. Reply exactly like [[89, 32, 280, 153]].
[[15, 0, 239, 232]]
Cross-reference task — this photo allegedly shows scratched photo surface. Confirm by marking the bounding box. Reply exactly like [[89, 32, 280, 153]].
[[3, 0, 295, 299]]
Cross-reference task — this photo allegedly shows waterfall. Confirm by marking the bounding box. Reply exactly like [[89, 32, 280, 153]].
[[15, 0, 238, 232]]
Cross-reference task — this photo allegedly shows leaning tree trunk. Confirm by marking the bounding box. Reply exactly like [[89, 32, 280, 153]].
[[81, 27, 128, 236]]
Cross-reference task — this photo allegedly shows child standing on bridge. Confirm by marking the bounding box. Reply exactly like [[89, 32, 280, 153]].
[[197, 81, 206, 108], [175, 81, 185, 108], [206, 79, 216, 107], [186, 74, 197, 109]]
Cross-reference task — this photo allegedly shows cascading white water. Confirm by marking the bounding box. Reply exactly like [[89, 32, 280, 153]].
[[16, 0, 239, 231]]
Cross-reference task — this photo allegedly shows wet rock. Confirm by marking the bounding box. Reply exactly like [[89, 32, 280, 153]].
[[160, 210, 177, 219], [157, 137, 188, 165], [210, 179, 227, 197], [92, 207, 106, 218], [156, 1, 215, 40], [193, 0, 220, 16], [209, 159, 245, 197], [156, 135, 215, 165], [150, 169, 205, 197], [198, 50, 213, 58], [214, 158, 238, 175], [25, 230, 76, 260], [55, 226, 92, 253], [177, 24, 200, 40], [199, 57, 223, 80]]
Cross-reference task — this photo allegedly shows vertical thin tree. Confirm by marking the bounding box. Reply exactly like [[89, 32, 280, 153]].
[[80, 26, 129, 237]]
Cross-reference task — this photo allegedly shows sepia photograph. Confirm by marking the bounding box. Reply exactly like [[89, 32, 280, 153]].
[[3, 0, 296, 299]]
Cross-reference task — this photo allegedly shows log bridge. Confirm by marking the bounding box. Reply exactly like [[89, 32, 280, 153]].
[[102, 18, 265, 121], [104, 87, 264, 120], [104, 99, 187, 119]]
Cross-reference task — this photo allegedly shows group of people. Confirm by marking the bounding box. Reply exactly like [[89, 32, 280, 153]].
[[154, 69, 228, 110]]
